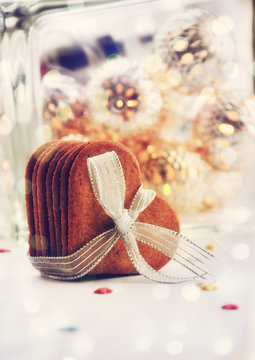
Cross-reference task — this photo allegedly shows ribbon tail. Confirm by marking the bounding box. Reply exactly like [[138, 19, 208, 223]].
[[132, 222, 225, 281], [29, 229, 120, 280], [123, 231, 203, 284]]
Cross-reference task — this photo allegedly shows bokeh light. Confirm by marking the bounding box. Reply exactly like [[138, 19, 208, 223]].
[[200, 87, 216, 104], [231, 243, 250, 260], [24, 297, 40, 314], [55, 103, 72, 122], [173, 37, 188, 52], [71, 333, 94, 356], [181, 284, 200, 302], [166, 339, 183, 355], [29, 316, 51, 337], [214, 336, 233, 356], [166, 70, 182, 88], [17, 178, 26, 195], [163, 184, 172, 196], [2, 160, 10, 171], [135, 335, 152, 352], [233, 207, 250, 223], [152, 284, 171, 300], [169, 320, 187, 335], [43, 70, 62, 86], [0, 114, 13, 135]]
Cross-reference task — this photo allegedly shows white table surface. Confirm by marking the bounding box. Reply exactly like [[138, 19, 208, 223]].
[[0, 0, 254, 358], [0, 229, 254, 360]]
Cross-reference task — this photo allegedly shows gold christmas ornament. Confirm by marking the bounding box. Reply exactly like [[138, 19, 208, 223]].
[[139, 143, 211, 213], [192, 91, 255, 171], [154, 8, 236, 94], [43, 73, 91, 138], [86, 57, 162, 132]]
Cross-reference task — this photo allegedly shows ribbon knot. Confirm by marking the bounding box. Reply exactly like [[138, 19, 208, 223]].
[[29, 151, 222, 283], [114, 209, 134, 237]]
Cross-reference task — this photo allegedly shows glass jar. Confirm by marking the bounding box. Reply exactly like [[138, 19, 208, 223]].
[[1, 0, 254, 239]]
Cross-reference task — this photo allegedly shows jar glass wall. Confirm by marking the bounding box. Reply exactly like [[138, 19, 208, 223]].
[[1, 0, 254, 239]]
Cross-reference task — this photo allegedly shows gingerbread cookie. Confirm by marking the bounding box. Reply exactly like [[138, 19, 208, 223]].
[[59, 143, 90, 256], [25, 140, 58, 255], [68, 141, 179, 274], [45, 142, 84, 256], [26, 140, 86, 256]]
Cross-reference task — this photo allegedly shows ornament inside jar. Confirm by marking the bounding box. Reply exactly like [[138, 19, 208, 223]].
[[139, 142, 211, 213], [86, 57, 162, 133], [192, 91, 255, 171], [154, 8, 236, 94], [43, 73, 90, 139]]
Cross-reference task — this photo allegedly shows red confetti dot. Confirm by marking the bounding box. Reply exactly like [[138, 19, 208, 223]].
[[0, 249, 11, 253], [94, 287, 113, 295], [222, 304, 239, 310]]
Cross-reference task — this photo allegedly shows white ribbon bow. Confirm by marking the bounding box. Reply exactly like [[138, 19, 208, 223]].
[[30, 151, 219, 282]]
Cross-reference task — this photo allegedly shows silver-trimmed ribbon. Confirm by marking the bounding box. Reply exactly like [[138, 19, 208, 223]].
[[29, 151, 222, 282]]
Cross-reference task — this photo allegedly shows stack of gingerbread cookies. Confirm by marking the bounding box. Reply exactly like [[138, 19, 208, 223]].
[[25, 140, 180, 275]]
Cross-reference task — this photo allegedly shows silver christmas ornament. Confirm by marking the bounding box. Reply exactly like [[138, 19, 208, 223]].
[[193, 91, 255, 171], [154, 8, 236, 94], [86, 57, 162, 133]]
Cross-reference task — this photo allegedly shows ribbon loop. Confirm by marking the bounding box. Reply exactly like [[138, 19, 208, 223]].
[[129, 186, 156, 221], [87, 151, 126, 219]]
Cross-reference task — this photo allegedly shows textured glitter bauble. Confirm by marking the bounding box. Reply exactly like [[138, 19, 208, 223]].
[[140, 143, 211, 213], [192, 91, 255, 171], [86, 57, 162, 132], [43, 73, 91, 138], [154, 8, 235, 94]]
